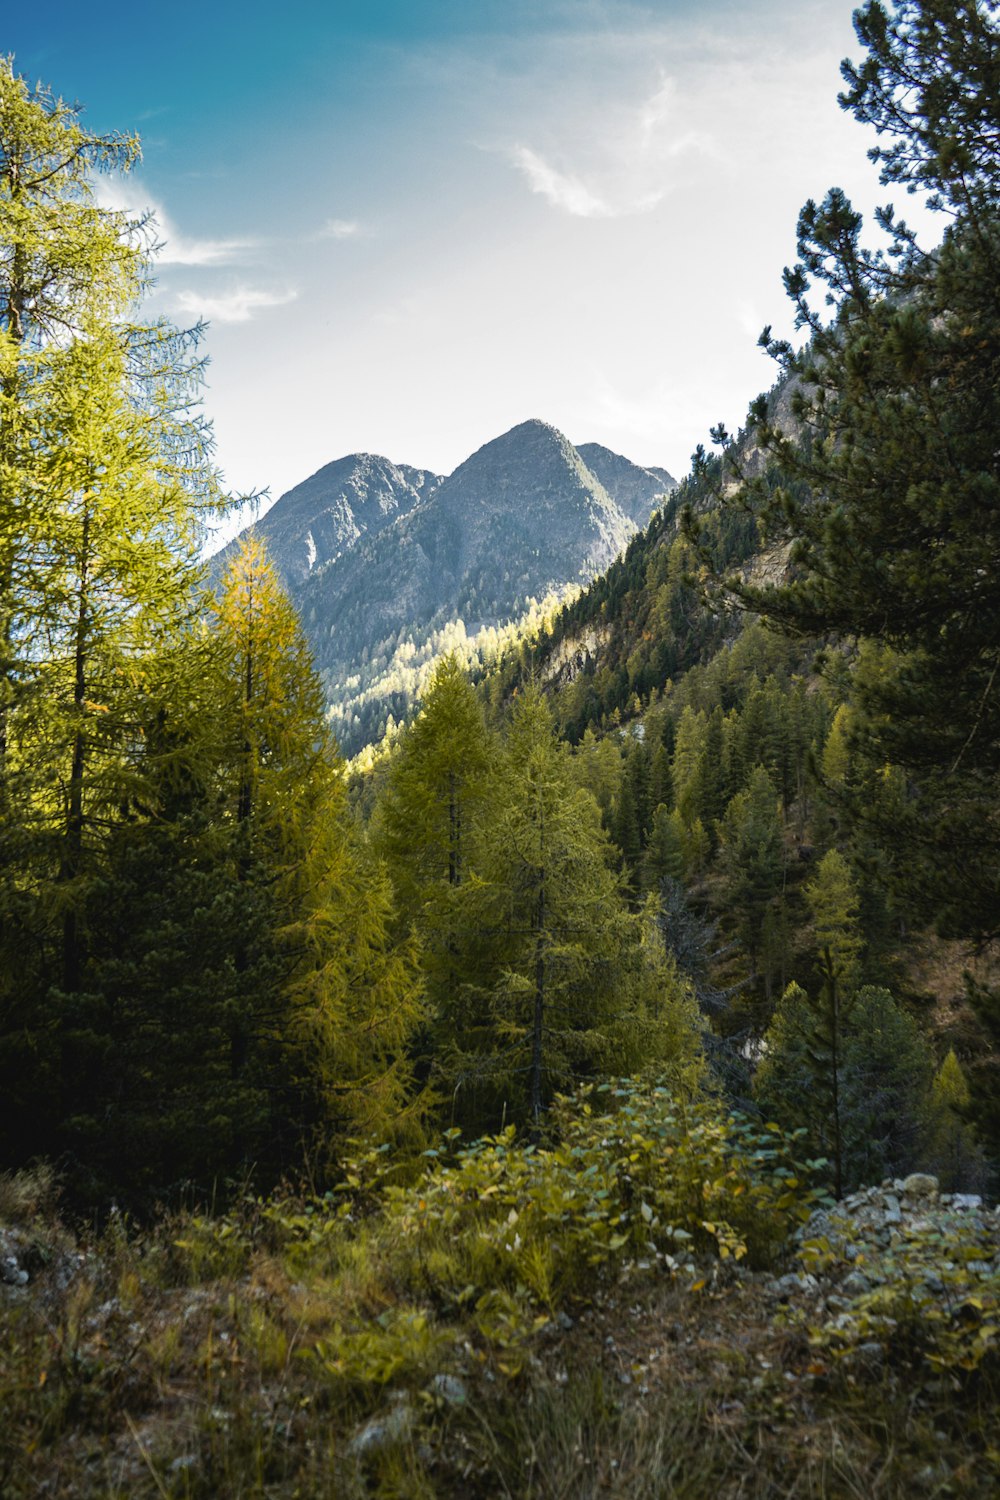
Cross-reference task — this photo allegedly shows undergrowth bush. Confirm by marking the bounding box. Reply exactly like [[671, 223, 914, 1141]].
[[233, 1080, 826, 1377]]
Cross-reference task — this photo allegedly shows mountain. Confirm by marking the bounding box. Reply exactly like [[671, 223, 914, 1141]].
[[214, 453, 442, 589], [575, 443, 675, 528], [484, 382, 802, 741], [216, 420, 677, 755]]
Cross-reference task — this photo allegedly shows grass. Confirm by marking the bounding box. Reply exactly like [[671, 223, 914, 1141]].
[[1, 1085, 998, 1497]]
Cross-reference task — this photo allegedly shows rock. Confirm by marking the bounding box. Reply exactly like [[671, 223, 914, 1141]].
[[428, 1374, 467, 1406], [347, 1399, 413, 1457], [883, 1194, 902, 1224], [771, 1272, 816, 1300], [842, 1271, 872, 1297], [900, 1173, 939, 1199], [53, 1252, 85, 1292], [952, 1194, 983, 1211], [1, 1256, 27, 1286]]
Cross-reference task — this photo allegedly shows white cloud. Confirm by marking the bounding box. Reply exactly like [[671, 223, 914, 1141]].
[[156, 229, 253, 267], [638, 72, 675, 147], [173, 285, 297, 324], [506, 71, 711, 219], [317, 217, 364, 240], [92, 177, 254, 267], [510, 145, 617, 218]]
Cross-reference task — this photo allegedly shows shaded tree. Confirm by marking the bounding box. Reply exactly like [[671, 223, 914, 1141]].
[[755, 976, 934, 1196], [720, 0, 1000, 941]]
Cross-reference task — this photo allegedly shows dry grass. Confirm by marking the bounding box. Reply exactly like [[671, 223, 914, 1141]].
[[2, 1123, 999, 1499]]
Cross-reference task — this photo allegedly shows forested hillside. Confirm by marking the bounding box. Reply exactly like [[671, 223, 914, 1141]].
[[2, 3, 1000, 1494]]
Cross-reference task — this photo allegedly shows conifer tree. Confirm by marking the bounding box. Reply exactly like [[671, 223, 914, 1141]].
[[371, 653, 495, 1083], [641, 804, 685, 890], [821, 704, 853, 789], [718, 0, 1000, 940], [374, 653, 494, 917], [717, 766, 784, 979], [925, 1048, 985, 1191], [0, 66, 227, 1187], [803, 848, 864, 989], [755, 978, 934, 1196], [0, 60, 217, 796], [458, 688, 702, 1129], [210, 538, 425, 1158]]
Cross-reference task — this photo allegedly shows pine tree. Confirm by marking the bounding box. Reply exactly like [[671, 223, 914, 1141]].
[[720, 0, 1000, 940]]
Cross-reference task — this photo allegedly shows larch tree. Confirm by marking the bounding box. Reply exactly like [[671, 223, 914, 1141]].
[[1, 57, 157, 797], [371, 652, 496, 1080], [803, 847, 864, 989], [210, 538, 426, 1165], [461, 687, 702, 1131], [0, 63, 229, 1188]]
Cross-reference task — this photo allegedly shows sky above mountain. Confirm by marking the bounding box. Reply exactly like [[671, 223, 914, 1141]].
[[8, 1, 940, 543]]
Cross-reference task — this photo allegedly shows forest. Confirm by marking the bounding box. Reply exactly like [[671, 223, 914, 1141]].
[[1, 2, 999, 1495]]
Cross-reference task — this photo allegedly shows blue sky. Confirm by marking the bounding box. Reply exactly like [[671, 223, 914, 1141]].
[[8, 2, 933, 535]]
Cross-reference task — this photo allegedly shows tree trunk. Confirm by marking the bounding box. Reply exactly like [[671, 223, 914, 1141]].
[[530, 871, 546, 1133], [62, 508, 90, 996]]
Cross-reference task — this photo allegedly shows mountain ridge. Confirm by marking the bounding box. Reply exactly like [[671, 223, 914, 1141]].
[[215, 418, 677, 753]]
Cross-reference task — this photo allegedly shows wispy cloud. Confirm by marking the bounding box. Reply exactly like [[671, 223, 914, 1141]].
[[509, 146, 618, 219], [316, 217, 365, 240], [505, 69, 710, 219], [92, 177, 255, 267], [156, 228, 254, 267], [173, 285, 297, 324]]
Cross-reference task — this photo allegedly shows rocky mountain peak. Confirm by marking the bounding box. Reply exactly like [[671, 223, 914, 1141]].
[[575, 442, 676, 529], [213, 451, 442, 588]]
